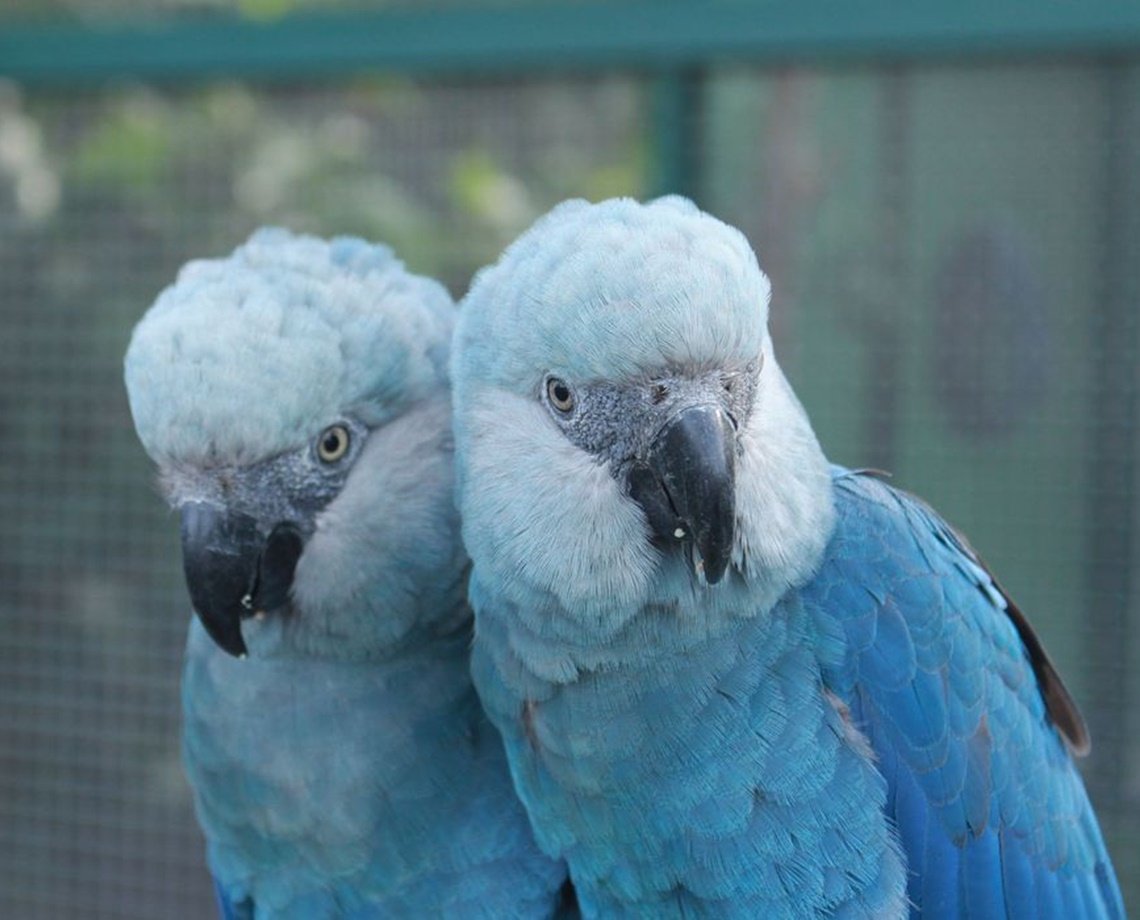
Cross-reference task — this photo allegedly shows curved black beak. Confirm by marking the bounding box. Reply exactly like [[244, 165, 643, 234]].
[[627, 404, 737, 585], [179, 502, 304, 657]]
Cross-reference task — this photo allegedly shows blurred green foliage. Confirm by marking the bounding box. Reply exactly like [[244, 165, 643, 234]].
[[0, 0, 632, 25], [2, 76, 646, 277]]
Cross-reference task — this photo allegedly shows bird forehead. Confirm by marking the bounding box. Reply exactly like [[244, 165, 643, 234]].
[[457, 196, 769, 389], [492, 287, 761, 392], [539, 213, 763, 320], [126, 230, 454, 466], [126, 309, 345, 465]]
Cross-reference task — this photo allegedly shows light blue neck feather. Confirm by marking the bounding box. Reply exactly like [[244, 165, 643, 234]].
[[470, 564, 906, 918], [185, 620, 564, 917]]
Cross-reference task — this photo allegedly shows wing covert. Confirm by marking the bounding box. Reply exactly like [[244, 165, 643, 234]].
[[806, 469, 1122, 918]]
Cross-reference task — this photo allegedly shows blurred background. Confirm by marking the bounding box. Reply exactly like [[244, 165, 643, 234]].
[[0, 1, 1137, 916]]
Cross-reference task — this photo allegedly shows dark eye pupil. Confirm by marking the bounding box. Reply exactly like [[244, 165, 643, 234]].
[[553, 384, 570, 403], [323, 433, 340, 453]]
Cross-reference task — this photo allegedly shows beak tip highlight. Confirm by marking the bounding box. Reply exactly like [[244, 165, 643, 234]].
[[203, 620, 249, 658], [691, 533, 731, 586]]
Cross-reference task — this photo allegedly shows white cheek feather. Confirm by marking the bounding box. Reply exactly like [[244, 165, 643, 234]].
[[733, 355, 835, 606], [287, 397, 460, 653], [462, 391, 658, 630]]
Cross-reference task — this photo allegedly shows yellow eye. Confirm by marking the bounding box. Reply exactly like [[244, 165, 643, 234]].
[[317, 424, 350, 463], [546, 377, 575, 413]]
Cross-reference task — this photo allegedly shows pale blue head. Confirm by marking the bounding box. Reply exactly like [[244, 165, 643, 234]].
[[125, 228, 465, 660], [456, 196, 767, 392], [452, 197, 834, 643]]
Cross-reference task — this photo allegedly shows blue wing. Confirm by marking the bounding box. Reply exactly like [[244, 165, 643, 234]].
[[807, 468, 1123, 918]]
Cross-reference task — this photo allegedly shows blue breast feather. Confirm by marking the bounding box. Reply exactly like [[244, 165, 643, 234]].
[[808, 469, 1124, 918], [184, 626, 567, 919]]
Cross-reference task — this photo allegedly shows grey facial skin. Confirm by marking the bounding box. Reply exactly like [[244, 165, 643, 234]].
[[165, 418, 368, 656], [543, 365, 758, 584]]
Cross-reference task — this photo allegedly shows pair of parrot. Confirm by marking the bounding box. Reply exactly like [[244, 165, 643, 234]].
[[124, 198, 1123, 918]]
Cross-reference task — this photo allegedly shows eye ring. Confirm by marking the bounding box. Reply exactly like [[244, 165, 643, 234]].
[[316, 424, 351, 463], [546, 377, 575, 413]]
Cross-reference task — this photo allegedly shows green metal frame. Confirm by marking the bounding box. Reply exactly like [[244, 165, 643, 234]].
[[6, 0, 1134, 202], [2, 0, 1140, 86]]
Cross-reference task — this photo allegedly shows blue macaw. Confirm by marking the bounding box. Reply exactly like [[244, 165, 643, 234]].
[[125, 229, 567, 918], [450, 197, 1123, 917]]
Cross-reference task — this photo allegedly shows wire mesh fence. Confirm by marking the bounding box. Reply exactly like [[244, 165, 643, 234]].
[[0, 27, 1137, 918]]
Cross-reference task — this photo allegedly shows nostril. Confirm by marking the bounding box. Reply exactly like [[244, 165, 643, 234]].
[[725, 411, 739, 432], [651, 384, 669, 404]]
